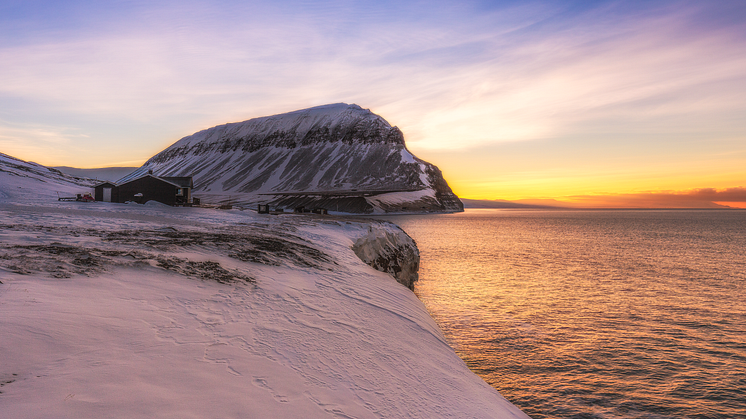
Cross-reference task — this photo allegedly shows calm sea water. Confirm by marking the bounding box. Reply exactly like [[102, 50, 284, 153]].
[[388, 209, 746, 419]]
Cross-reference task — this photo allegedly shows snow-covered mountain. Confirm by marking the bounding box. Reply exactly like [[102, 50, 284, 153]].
[[0, 153, 96, 201], [119, 104, 463, 213]]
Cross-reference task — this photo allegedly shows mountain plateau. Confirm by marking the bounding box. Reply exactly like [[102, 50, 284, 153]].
[[119, 104, 463, 214]]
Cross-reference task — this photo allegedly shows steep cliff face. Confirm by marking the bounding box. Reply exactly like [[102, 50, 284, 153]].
[[119, 104, 463, 213]]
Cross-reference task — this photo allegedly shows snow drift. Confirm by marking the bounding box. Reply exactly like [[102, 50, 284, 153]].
[[118, 104, 464, 214]]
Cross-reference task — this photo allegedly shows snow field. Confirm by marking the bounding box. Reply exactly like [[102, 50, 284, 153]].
[[0, 198, 526, 418]]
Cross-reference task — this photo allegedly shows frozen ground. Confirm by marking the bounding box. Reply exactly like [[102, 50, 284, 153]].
[[0, 172, 527, 418]]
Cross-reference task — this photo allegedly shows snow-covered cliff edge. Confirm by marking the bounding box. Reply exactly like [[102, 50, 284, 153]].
[[119, 104, 463, 214], [0, 154, 526, 418], [0, 205, 527, 419]]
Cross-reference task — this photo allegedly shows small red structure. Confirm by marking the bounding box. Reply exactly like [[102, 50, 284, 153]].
[[58, 192, 95, 202]]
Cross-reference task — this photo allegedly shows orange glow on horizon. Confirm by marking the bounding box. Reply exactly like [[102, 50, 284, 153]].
[[714, 202, 746, 209], [451, 181, 746, 209]]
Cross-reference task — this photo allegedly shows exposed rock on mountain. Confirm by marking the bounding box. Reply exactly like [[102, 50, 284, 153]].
[[119, 104, 463, 213]]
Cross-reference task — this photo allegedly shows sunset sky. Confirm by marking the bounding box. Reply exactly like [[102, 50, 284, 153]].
[[2, 0, 745, 207]]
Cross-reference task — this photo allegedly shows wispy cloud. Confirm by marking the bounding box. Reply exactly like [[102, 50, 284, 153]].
[[399, 2, 746, 149], [1, 0, 745, 194], [0, 122, 89, 164]]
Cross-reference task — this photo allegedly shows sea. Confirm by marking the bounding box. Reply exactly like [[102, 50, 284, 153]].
[[387, 209, 746, 419]]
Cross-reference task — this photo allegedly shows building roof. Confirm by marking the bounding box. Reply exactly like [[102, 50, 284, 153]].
[[94, 181, 118, 188], [118, 174, 192, 189]]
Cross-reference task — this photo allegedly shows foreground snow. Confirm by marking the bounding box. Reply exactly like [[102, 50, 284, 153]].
[[0, 197, 526, 417]]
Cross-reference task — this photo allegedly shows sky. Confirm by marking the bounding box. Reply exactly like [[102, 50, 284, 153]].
[[1, 0, 745, 207]]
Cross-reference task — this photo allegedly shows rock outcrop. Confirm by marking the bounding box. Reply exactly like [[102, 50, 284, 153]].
[[352, 221, 420, 290]]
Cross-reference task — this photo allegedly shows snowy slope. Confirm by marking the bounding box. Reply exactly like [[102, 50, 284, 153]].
[[0, 153, 96, 201], [0, 176, 527, 418], [119, 104, 463, 213]]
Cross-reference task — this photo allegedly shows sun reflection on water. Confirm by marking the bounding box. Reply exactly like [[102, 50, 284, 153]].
[[390, 209, 746, 419]]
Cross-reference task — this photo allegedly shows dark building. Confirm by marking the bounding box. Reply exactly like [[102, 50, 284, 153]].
[[160, 176, 194, 205], [93, 181, 119, 202], [94, 175, 194, 206]]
